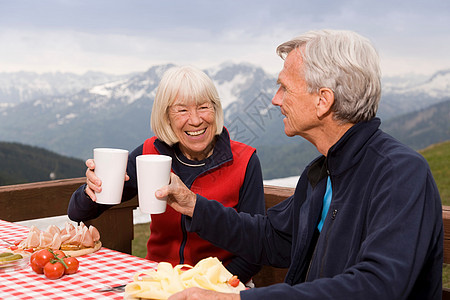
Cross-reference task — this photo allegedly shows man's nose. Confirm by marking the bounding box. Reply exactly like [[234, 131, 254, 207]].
[[272, 89, 282, 106]]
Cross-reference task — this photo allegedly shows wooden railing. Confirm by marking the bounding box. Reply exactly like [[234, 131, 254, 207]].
[[0, 178, 137, 254], [0, 178, 448, 297]]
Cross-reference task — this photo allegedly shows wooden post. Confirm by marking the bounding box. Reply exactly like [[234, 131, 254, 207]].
[[252, 185, 294, 287]]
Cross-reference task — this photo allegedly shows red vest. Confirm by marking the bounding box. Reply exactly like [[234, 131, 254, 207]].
[[142, 136, 255, 267]]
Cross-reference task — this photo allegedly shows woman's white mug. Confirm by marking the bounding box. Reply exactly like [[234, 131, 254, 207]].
[[93, 148, 129, 205]]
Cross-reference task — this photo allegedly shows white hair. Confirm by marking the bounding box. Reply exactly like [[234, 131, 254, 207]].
[[277, 29, 382, 123], [151, 66, 224, 145]]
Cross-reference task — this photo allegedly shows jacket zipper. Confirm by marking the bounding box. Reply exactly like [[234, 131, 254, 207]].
[[306, 174, 333, 281], [179, 215, 187, 264], [305, 235, 319, 281], [305, 209, 339, 281], [319, 209, 338, 277]]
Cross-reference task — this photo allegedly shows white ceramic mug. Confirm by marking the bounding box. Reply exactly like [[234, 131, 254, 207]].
[[93, 148, 129, 205], [136, 154, 172, 214]]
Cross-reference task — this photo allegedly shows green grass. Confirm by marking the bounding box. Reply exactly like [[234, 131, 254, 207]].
[[132, 222, 150, 258], [420, 141, 450, 288], [419, 141, 450, 205], [444, 265, 450, 289]]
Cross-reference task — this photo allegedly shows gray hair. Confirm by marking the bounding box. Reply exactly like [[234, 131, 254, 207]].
[[276, 29, 382, 123], [151, 65, 224, 145]]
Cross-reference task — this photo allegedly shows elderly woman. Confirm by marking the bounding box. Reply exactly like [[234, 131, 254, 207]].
[[67, 65, 264, 283]]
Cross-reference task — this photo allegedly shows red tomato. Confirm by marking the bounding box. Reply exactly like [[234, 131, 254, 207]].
[[227, 275, 240, 288], [30, 253, 43, 274], [63, 256, 79, 275], [44, 261, 65, 280], [33, 249, 54, 269], [52, 250, 66, 259]]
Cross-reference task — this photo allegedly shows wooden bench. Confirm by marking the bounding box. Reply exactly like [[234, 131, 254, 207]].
[[0, 178, 448, 297]]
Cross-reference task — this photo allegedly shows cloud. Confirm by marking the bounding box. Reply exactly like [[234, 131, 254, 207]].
[[0, 0, 449, 76]]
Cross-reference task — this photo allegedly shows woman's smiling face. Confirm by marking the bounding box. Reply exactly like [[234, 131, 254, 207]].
[[168, 100, 217, 161]]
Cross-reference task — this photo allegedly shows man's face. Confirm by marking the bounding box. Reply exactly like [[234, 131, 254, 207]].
[[272, 49, 319, 138]]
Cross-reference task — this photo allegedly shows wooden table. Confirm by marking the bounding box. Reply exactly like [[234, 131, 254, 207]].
[[0, 219, 157, 299]]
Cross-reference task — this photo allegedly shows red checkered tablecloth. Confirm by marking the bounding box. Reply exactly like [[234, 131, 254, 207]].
[[0, 219, 157, 299]]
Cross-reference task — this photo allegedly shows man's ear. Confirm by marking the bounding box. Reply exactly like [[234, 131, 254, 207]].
[[316, 88, 334, 119]]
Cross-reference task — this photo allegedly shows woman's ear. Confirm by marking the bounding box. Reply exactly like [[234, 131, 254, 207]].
[[316, 88, 334, 119]]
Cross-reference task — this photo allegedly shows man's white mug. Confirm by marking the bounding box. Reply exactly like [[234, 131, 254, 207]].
[[136, 154, 172, 214], [93, 148, 129, 205]]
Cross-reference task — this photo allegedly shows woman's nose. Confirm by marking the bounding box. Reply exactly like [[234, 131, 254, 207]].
[[188, 109, 202, 125]]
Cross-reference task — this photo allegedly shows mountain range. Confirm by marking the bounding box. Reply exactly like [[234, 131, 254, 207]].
[[0, 64, 449, 179], [0, 71, 132, 108]]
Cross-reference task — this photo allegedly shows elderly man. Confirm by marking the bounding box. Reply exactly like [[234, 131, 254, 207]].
[[157, 29, 443, 299]]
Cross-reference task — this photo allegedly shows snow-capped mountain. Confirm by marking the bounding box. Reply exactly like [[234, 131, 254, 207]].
[[86, 65, 170, 108], [378, 69, 450, 119], [0, 71, 133, 110], [0, 63, 280, 159], [407, 69, 450, 98], [0, 64, 449, 179], [383, 69, 450, 95]]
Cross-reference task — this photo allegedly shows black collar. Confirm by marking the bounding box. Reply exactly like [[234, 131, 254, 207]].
[[306, 117, 381, 187], [307, 156, 328, 188]]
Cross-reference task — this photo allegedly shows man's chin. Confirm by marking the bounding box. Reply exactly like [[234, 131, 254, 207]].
[[284, 128, 295, 137], [282, 120, 294, 137]]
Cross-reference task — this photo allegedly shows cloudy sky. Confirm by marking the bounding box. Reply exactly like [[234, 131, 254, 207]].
[[0, 0, 449, 77]]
